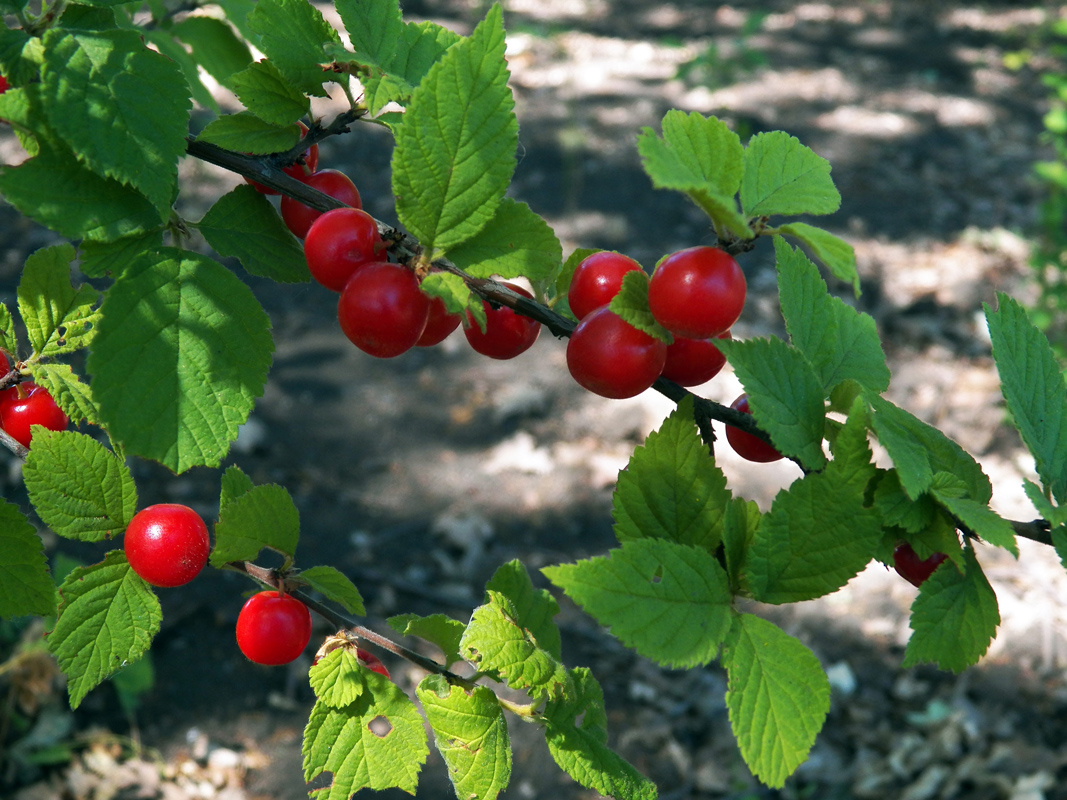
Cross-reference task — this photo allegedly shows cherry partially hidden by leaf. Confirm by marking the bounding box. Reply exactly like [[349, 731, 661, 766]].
[[568, 251, 643, 320], [236, 591, 313, 666], [281, 169, 362, 239], [567, 306, 667, 399], [661, 331, 730, 387], [892, 542, 949, 588], [724, 393, 784, 463], [124, 503, 211, 588], [245, 121, 319, 195], [356, 647, 391, 679], [416, 295, 462, 347], [0, 382, 68, 448], [464, 283, 541, 360]]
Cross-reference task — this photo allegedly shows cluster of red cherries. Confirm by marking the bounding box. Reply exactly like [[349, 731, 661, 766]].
[[0, 355, 69, 448]]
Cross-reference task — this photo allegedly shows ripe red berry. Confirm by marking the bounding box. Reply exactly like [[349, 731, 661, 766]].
[[337, 262, 430, 358], [416, 295, 462, 347], [245, 121, 319, 195], [725, 394, 783, 463], [0, 75, 9, 94], [303, 207, 384, 292], [892, 542, 949, 588], [661, 331, 731, 387], [236, 591, 313, 666], [567, 307, 667, 399], [464, 283, 541, 360], [568, 251, 643, 320], [0, 382, 68, 448], [124, 503, 211, 588], [648, 246, 746, 339], [281, 169, 362, 239], [356, 647, 391, 679]]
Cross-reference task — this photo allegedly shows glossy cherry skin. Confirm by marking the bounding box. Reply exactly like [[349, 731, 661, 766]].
[[416, 295, 462, 346], [464, 283, 541, 359], [124, 503, 211, 588], [337, 262, 430, 358], [648, 246, 746, 339], [245, 121, 319, 195], [236, 591, 313, 666], [356, 647, 391, 678], [303, 207, 384, 292], [281, 169, 362, 239], [0, 382, 69, 448], [892, 542, 949, 588], [661, 331, 731, 386], [0, 75, 9, 94], [725, 394, 784, 463], [567, 307, 667, 399], [568, 251, 643, 320]]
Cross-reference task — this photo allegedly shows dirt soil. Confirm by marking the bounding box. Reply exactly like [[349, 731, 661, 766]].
[[4, 2, 1067, 799]]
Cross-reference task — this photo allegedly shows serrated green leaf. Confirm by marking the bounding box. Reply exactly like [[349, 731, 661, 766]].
[[607, 269, 673, 342], [929, 484, 1017, 557], [417, 674, 511, 800], [387, 613, 466, 666], [18, 244, 101, 357], [211, 484, 299, 565], [659, 110, 744, 196], [543, 667, 656, 800], [219, 464, 255, 511], [776, 223, 859, 295], [418, 272, 470, 316], [985, 293, 1067, 504], [41, 29, 190, 215], [171, 16, 252, 88], [722, 497, 760, 594], [484, 559, 562, 660], [198, 185, 310, 282], [228, 59, 310, 124], [1024, 479, 1067, 527], [740, 131, 840, 218], [715, 336, 827, 468], [309, 647, 366, 707], [87, 249, 273, 473], [774, 238, 886, 392], [336, 0, 403, 63], [0, 303, 16, 356], [142, 29, 219, 114], [247, 0, 340, 97], [0, 26, 38, 87], [303, 672, 429, 798], [22, 430, 136, 542], [196, 112, 302, 154], [543, 539, 732, 669], [29, 363, 100, 427], [873, 470, 937, 533], [722, 613, 830, 789], [0, 499, 57, 619], [446, 199, 562, 292], [392, 4, 516, 256], [902, 548, 999, 673], [613, 396, 730, 550], [1054, 527, 1067, 573], [299, 566, 365, 615], [49, 551, 162, 708], [77, 230, 164, 279]]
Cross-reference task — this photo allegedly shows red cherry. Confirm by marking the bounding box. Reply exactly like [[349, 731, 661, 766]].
[[464, 283, 541, 360], [892, 542, 949, 588], [0, 76, 9, 94], [661, 331, 730, 386], [416, 295, 462, 347], [281, 169, 362, 239], [245, 121, 319, 195], [648, 246, 746, 339], [567, 307, 667, 399], [236, 591, 313, 666], [0, 382, 68, 448], [356, 647, 391, 679], [303, 207, 384, 292], [124, 503, 211, 588], [725, 394, 783, 463], [568, 251, 643, 320], [337, 262, 430, 358]]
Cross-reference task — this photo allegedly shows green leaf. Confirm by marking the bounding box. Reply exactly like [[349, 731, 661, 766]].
[[613, 396, 731, 550], [865, 393, 991, 503], [309, 647, 366, 708], [198, 185, 310, 282], [722, 497, 761, 594], [1054, 527, 1067, 573], [659, 110, 744, 196], [77, 230, 164, 279], [41, 29, 191, 216], [740, 131, 840, 218], [228, 59, 310, 124], [543, 667, 656, 800], [49, 551, 162, 708], [774, 238, 887, 392], [143, 29, 219, 114], [17, 244, 101, 358], [607, 269, 673, 342], [776, 223, 859, 295], [87, 249, 273, 473], [417, 674, 512, 800], [170, 16, 253, 88], [29, 363, 100, 427], [211, 483, 300, 566], [247, 0, 341, 97], [419, 272, 470, 316], [484, 559, 563, 659], [985, 293, 1067, 504], [303, 672, 429, 797], [335, 0, 403, 66], [22, 430, 136, 542], [0, 500, 57, 619], [930, 478, 1017, 557], [714, 336, 827, 468], [387, 613, 467, 666], [219, 464, 255, 511], [902, 548, 1000, 673], [0, 303, 15, 354], [873, 470, 937, 533], [196, 112, 301, 154], [446, 199, 562, 292], [299, 566, 365, 615], [392, 4, 517, 256], [543, 539, 733, 669], [722, 613, 830, 789]]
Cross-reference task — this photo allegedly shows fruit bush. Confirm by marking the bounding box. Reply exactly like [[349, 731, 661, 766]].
[[1, 0, 1066, 797]]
